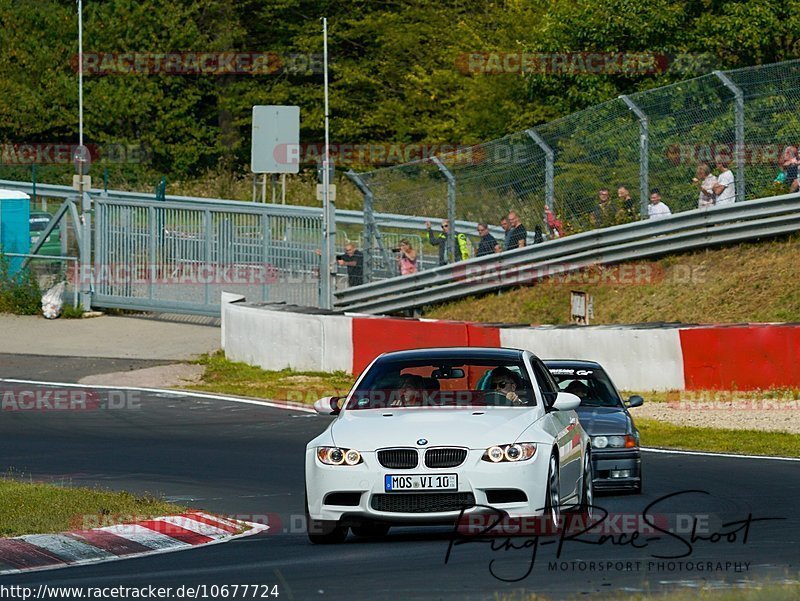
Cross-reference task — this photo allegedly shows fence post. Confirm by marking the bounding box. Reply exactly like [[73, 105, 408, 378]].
[[346, 170, 378, 283], [526, 129, 554, 211], [714, 70, 745, 203], [431, 156, 456, 261], [620, 95, 649, 218]]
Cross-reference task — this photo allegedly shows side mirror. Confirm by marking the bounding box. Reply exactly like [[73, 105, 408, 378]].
[[314, 396, 343, 415], [552, 392, 581, 411], [626, 395, 644, 408]]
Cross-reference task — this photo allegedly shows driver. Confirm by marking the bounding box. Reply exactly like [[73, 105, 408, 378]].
[[489, 367, 524, 405], [564, 380, 590, 401]]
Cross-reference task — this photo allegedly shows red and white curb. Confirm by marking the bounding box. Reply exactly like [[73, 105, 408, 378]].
[[0, 511, 267, 575]]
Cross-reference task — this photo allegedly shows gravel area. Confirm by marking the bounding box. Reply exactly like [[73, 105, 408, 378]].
[[78, 363, 205, 388], [634, 398, 800, 434]]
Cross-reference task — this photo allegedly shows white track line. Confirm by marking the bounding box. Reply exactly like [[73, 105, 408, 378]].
[[0, 377, 315, 413], [3, 377, 797, 461], [642, 447, 800, 462]]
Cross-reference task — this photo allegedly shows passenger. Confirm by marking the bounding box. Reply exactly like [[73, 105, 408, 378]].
[[564, 380, 590, 402]]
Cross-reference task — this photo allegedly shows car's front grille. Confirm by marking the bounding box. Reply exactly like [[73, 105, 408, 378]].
[[371, 493, 476, 513], [377, 448, 418, 469], [424, 448, 468, 468]]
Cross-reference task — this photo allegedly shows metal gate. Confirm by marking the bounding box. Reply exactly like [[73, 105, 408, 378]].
[[93, 197, 323, 314]]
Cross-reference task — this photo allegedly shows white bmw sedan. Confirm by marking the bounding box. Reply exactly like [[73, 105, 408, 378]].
[[305, 347, 592, 543]]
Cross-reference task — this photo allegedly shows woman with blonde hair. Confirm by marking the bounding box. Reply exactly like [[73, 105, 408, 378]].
[[396, 238, 417, 275]]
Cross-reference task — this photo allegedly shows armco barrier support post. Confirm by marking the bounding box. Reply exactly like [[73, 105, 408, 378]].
[[620, 95, 649, 218], [432, 156, 456, 262], [713, 70, 746, 203], [526, 129, 555, 211], [346, 169, 375, 282]]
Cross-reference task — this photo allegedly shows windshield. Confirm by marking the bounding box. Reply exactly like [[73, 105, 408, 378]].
[[548, 366, 623, 408], [345, 357, 536, 410], [29, 217, 52, 232]]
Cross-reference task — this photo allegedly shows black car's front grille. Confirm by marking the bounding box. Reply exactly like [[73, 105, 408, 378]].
[[377, 448, 418, 469], [424, 448, 468, 468], [371, 493, 476, 513]]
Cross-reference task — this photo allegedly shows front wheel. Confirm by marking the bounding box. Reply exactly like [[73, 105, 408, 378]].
[[578, 450, 593, 519], [543, 453, 562, 533]]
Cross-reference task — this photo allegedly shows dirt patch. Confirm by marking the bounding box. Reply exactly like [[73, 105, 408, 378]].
[[634, 399, 800, 434], [78, 364, 205, 389]]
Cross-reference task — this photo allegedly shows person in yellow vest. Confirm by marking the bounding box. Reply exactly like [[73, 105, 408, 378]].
[[425, 219, 470, 265]]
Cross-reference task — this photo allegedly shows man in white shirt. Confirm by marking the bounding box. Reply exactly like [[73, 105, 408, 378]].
[[648, 189, 672, 219], [713, 159, 736, 205]]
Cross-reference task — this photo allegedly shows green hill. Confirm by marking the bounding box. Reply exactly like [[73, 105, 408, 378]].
[[426, 234, 800, 325]]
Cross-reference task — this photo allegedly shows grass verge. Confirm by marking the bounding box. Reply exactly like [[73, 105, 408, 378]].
[[0, 476, 185, 537], [636, 419, 800, 457], [189, 351, 355, 404], [498, 582, 800, 600]]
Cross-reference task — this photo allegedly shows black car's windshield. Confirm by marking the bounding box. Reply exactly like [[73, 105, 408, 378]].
[[346, 357, 536, 410], [548, 366, 623, 408]]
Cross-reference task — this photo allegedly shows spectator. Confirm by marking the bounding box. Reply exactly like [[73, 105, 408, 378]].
[[494, 216, 512, 253], [475, 222, 497, 257], [544, 206, 563, 238], [693, 162, 717, 208], [396, 238, 417, 275], [533, 224, 544, 244], [506, 211, 527, 249], [647, 188, 672, 219], [426, 219, 470, 264], [779, 145, 799, 192], [592, 187, 621, 227], [713, 158, 736, 205], [617, 184, 637, 218], [335, 242, 364, 287]]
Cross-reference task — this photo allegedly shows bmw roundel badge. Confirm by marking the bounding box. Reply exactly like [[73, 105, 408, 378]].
[[417, 438, 428, 446]]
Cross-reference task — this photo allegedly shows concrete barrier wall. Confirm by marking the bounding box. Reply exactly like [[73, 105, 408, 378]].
[[499, 327, 685, 391], [222, 303, 800, 391]]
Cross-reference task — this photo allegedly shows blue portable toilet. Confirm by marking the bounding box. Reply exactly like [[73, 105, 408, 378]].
[[0, 190, 31, 278]]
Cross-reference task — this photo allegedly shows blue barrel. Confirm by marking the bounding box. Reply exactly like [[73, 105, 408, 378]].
[[0, 190, 31, 278]]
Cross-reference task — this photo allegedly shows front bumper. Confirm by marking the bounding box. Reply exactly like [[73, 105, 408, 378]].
[[591, 449, 641, 490], [305, 446, 552, 525]]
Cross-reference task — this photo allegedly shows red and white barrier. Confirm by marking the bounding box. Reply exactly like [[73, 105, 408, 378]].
[[222, 302, 800, 391], [0, 512, 266, 575]]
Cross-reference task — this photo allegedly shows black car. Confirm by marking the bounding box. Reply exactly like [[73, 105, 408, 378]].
[[545, 360, 643, 494]]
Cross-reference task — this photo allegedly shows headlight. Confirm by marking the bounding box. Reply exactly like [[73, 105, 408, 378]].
[[592, 435, 637, 449], [482, 443, 536, 463], [317, 447, 363, 466]]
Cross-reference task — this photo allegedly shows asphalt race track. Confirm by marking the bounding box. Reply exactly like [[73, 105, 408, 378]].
[[0, 382, 798, 600]]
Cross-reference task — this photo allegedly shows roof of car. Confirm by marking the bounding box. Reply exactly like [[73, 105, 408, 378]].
[[543, 359, 604, 369], [378, 347, 528, 362]]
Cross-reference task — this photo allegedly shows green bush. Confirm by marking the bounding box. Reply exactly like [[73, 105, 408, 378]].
[[0, 254, 41, 315]]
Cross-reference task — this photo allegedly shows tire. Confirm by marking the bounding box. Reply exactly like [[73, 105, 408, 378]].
[[306, 492, 348, 544], [543, 453, 562, 534], [351, 522, 390, 538], [578, 450, 593, 520]]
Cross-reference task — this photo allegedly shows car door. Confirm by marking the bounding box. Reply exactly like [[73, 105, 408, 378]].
[[530, 358, 581, 501]]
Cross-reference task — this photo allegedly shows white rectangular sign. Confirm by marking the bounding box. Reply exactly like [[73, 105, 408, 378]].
[[251, 105, 300, 174]]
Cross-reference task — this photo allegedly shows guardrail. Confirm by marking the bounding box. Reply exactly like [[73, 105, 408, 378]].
[[333, 192, 800, 314]]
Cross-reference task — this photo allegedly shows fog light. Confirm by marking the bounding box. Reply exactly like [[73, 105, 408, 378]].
[[610, 469, 631, 478]]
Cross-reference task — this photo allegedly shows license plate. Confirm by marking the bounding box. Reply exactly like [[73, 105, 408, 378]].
[[384, 474, 457, 492], [31, 236, 39, 244]]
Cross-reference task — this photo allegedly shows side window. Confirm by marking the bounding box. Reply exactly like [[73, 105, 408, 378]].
[[531, 359, 559, 407]]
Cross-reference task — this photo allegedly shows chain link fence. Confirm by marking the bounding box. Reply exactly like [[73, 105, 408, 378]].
[[351, 59, 800, 259]]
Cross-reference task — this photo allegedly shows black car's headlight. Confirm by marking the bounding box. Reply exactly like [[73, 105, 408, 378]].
[[482, 443, 536, 463], [592, 435, 638, 449], [317, 447, 363, 466]]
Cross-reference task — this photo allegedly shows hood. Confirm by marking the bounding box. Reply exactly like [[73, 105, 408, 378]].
[[575, 406, 631, 436], [331, 407, 542, 450]]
